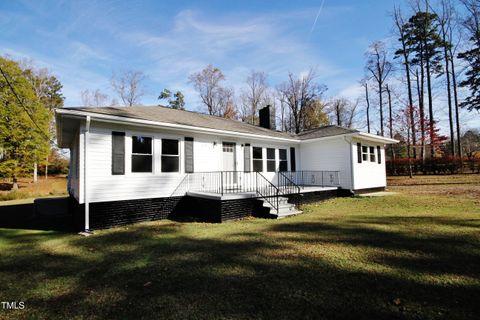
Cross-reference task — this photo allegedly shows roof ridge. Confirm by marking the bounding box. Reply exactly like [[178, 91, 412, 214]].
[[65, 105, 295, 136]]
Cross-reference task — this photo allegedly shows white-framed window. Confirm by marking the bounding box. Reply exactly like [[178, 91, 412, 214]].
[[369, 146, 376, 162], [266, 148, 276, 172], [362, 145, 368, 162], [279, 149, 288, 172], [253, 147, 263, 172], [132, 136, 153, 173], [161, 139, 180, 172]]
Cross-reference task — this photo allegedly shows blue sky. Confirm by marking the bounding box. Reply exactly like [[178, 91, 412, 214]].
[[1, 0, 401, 108], [3, 0, 476, 132]]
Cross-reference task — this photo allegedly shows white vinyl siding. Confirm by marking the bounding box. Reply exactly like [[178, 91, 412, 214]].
[[352, 140, 386, 190], [299, 137, 353, 190], [75, 121, 298, 203]]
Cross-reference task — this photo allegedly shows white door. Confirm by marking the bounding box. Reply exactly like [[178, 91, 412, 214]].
[[222, 142, 236, 171], [222, 142, 237, 187]]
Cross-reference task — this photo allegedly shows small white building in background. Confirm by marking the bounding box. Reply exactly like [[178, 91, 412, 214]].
[[56, 106, 397, 231]]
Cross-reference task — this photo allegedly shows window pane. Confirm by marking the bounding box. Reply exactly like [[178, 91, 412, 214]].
[[369, 146, 374, 154], [162, 139, 178, 155], [253, 147, 262, 159], [370, 154, 376, 162], [267, 160, 276, 172], [279, 149, 287, 160], [267, 148, 275, 160], [132, 155, 152, 172], [132, 136, 152, 154], [362, 154, 368, 161], [223, 142, 234, 152], [279, 160, 288, 171], [362, 146, 368, 153], [161, 156, 179, 172], [253, 159, 263, 172]]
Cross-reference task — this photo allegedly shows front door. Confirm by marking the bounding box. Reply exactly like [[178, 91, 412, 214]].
[[222, 142, 237, 186]]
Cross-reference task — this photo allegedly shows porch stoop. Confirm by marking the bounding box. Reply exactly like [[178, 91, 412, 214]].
[[261, 196, 303, 219]]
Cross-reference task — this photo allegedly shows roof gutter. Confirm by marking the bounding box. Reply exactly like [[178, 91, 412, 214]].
[[55, 109, 299, 143], [356, 132, 399, 144]]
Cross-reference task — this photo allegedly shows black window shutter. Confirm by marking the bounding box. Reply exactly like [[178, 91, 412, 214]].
[[112, 132, 125, 175], [290, 147, 296, 171], [357, 143, 362, 163], [244, 144, 251, 172], [377, 146, 381, 164], [184, 137, 194, 173]]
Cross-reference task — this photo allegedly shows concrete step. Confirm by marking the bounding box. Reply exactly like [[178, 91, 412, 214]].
[[259, 196, 301, 219], [262, 202, 295, 211]]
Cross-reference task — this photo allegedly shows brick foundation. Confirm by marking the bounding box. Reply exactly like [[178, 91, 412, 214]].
[[69, 188, 347, 230]]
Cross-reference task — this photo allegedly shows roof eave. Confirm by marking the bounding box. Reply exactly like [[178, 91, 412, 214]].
[[55, 108, 299, 143], [356, 132, 399, 144]]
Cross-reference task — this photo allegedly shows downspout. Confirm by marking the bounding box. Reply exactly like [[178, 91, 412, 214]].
[[84, 116, 91, 232], [343, 136, 355, 192]]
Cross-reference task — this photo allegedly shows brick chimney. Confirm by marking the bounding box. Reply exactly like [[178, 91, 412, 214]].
[[259, 105, 275, 130]]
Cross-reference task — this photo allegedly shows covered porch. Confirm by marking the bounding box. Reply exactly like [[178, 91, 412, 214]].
[[171, 170, 341, 197], [171, 170, 342, 216]]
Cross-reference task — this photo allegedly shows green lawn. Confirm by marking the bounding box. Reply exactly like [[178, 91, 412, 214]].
[[1, 176, 479, 319]]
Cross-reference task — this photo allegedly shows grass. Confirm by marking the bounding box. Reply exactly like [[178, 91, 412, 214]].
[[0, 175, 479, 319], [0, 176, 67, 202]]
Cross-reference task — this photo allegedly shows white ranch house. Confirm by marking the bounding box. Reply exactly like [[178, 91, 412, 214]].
[[56, 106, 397, 231]]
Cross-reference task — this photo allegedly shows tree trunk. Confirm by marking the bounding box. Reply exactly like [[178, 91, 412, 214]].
[[33, 162, 38, 183], [443, 39, 455, 156], [425, 51, 435, 159], [378, 81, 384, 136], [365, 83, 371, 133], [386, 84, 393, 139], [386, 84, 395, 174], [45, 155, 48, 180], [12, 174, 18, 190], [450, 49, 463, 168], [416, 69, 426, 166]]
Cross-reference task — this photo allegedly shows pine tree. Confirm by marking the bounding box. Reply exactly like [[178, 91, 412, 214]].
[[158, 88, 185, 110], [402, 10, 445, 158], [458, 0, 480, 111]]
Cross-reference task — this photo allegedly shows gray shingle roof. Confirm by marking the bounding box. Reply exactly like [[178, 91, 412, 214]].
[[63, 106, 359, 141], [67, 106, 295, 139], [295, 125, 359, 140]]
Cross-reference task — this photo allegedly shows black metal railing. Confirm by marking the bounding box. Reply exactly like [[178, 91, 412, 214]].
[[256, 172, 279, 213], [171, 171, 258, 196], [171, 174, 190, 197], [280, 171, 340, 187], [171, 170, 340, 211], [278, 171, 301, 194]]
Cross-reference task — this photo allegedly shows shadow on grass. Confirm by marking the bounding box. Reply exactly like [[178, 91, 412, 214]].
[[0, 197, 73, 232], [0, 213, 479, 320]]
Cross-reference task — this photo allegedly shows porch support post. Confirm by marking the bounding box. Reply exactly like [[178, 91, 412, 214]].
[[84, 115, 91, 232]]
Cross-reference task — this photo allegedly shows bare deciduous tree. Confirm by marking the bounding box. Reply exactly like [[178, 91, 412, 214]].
[[277, 69, 327, 133], [110, 70, 145, 106], [240, 71, 268, 125], [365, 41, 393, 136], [80, 89, 111, 107], [327, 97, 359, 128], [218, 87, 237, 120], [189, 64, 228, 116]]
